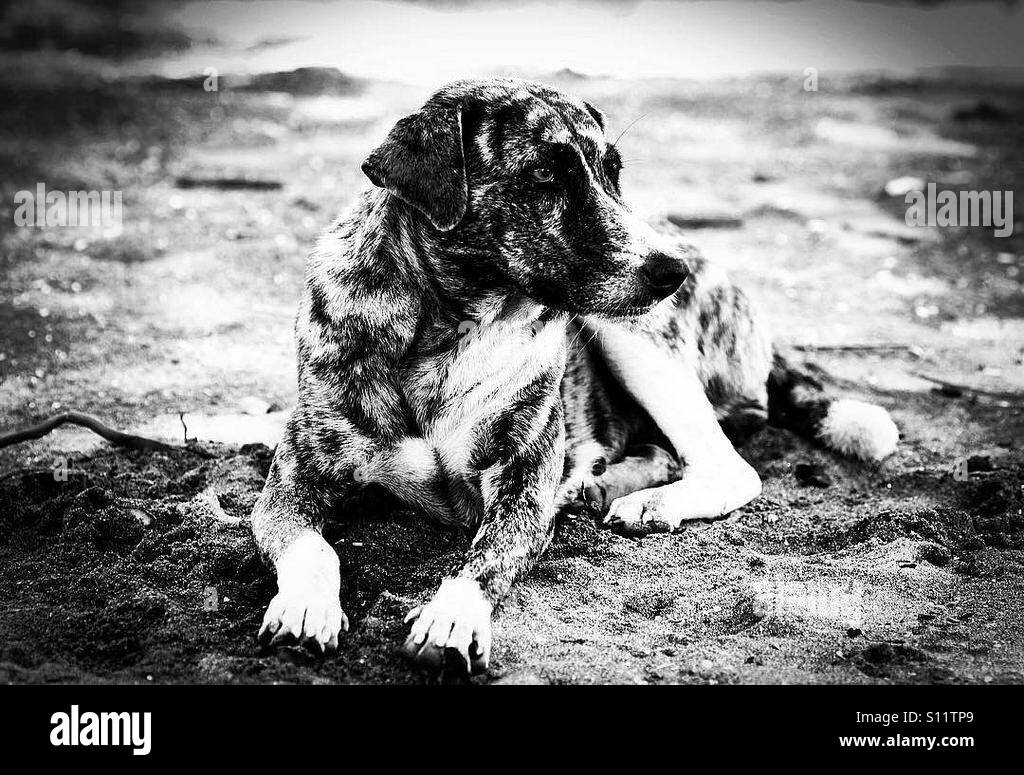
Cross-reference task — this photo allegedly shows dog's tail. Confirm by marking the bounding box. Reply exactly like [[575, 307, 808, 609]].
[[766, 350, 899, 461]]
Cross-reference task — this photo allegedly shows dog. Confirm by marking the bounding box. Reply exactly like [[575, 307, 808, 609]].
[[251, 77, 899, 673]]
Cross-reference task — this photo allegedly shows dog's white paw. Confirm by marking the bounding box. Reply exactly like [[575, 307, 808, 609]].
[[258, 586, 349, 653], [403, 578, 492, 674], [258, 533, 348, 653], [603, 487, 678, 535], [602, 459, 762, 535]]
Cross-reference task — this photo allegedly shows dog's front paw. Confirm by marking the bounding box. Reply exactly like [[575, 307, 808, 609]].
[[603, 487, 678, 535], [258, 534, 348, 653], [403, 578, 492, 674], [258, 586, 349, 653]]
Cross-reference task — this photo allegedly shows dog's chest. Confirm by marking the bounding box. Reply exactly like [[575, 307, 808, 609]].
[[401, 321, 564, 469]]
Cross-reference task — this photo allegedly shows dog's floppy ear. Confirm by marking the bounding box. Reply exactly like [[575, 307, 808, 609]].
[[361, 103, 467, 231]]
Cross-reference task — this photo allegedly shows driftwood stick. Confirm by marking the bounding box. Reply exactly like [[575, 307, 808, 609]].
[[0, 411, 180, 453], [793, 343, 915, 354], [914, 373, 1022, 401]]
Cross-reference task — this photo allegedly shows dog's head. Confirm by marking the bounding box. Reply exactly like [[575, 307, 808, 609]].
[[362, 78, 689, 318]]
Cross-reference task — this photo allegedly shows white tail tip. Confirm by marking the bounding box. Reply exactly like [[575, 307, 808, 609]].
[[817, 399, 899, 461]]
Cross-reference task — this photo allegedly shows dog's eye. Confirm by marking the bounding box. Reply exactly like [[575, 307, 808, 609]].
[[531, 167, 555, 184]]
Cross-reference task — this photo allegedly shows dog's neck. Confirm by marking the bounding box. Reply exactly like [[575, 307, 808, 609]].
[[340, 189, 565, 354]]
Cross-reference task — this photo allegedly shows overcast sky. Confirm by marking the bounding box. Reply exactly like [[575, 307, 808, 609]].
[[170, 0, 1024, 82]]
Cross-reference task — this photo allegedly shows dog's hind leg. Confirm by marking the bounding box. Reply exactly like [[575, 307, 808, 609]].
[[575, 255, 776, 531], [571, 444, 679, 515], [591, 320, 763, 533], [674, 252, 896, 459], [678, 259, 775, 445]]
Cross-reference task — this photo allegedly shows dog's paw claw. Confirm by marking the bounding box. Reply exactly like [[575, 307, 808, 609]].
[[602, 489, 678, 536], [404, 578, 492, 675], [258, 589, 347, 654]]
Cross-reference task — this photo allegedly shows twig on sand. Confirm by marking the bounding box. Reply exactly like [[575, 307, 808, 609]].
[[0, 411, 205, 455], [793, 343, 920, 357], [914, 372, 1023, 402], [179, 411, 192, 445]]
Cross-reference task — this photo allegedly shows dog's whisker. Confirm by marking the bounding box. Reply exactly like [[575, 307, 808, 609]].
[[613, 113, 649, 146], [565, 314, 598, 355], [566, 319, 589, 354]]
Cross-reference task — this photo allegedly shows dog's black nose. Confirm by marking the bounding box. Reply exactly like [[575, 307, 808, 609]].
[[640, 252, 689, 298]]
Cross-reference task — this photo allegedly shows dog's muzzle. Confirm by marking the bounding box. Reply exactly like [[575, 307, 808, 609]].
[[640, 251, 690, 299]]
